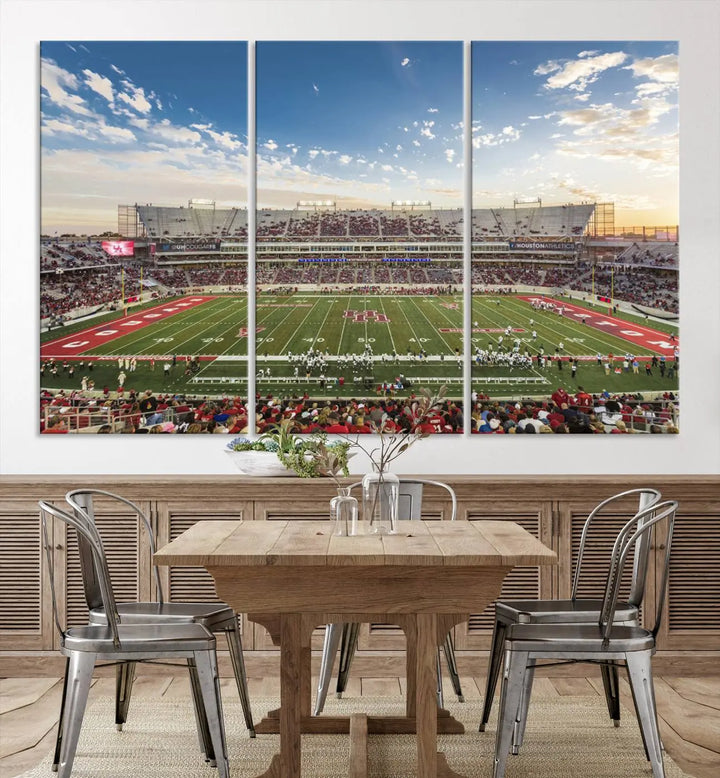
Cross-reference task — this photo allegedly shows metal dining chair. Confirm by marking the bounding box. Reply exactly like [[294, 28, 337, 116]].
[[39, 500, 229, 778], [53, 488, 253, 768], [493, 499, 677, 778], [314, 478, 462, 715], [480, 487, 662, 733]]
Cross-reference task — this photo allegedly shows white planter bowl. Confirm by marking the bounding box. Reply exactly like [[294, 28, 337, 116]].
[[225, 450, 296, 476]]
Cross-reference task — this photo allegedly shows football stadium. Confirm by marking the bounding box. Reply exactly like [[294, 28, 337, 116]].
[[40, 200, 679, 434]]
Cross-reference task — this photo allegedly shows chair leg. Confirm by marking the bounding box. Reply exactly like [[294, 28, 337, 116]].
[[115, 661, 136, 731], [493, 649, 529, 778], [480, 618, 507, 731], [314, 623, 343, 715], [51, 656, 71, 771], [600, 660, 621, 726], [194, 649, 230, 778], [335, 622, 360, 698], [225, 621, 255, 736], [626, 652, 665, 777], [512, 658, 536, 754], [442, 631, 464, 702], [436, 649, 444, 709], [56, 651, 95, 778], [188, 658, 215, 764]]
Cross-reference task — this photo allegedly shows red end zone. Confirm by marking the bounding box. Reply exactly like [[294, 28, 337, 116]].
[[41, 296, 215, 359], [518, 296, 679, 355]]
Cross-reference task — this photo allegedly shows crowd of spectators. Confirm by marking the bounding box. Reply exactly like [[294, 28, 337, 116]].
[[41, 241, 111, 271], [40, 384, 678, 435], [616, 242, 679, 268], [40, 249, 678, 320]]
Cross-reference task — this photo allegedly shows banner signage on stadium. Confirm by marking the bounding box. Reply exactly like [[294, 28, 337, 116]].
[[381, 257, 432, 262], [158, 241, 221, 252], [508, 241, 577, 251], [297, 257, 348, 263], [101, 240, 134, 257]]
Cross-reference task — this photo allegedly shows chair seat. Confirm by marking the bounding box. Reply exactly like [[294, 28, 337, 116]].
[[497, 598, 638, 624], [63, 623, 216, 653], [89, 601, 235, 628], [506, 623, 656, 653]]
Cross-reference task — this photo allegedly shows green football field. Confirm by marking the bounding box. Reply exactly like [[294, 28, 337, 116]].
[[41, 293, 679, 400]]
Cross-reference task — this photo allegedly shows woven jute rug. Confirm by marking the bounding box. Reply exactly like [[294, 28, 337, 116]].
[[19, 693, 691, 777]]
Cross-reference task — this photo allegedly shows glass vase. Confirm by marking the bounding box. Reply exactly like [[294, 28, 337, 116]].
[[330, 486, 358, 537], [362, 469, 399, 535]]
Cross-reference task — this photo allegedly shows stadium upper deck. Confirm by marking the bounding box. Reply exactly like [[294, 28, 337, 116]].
[[133, 203, 596, 242]]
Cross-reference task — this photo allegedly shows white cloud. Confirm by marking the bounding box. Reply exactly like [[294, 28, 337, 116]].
[[129, 117, 150, 131], [155, 98, 163, 111], [396, 144, 403, 151], [534, 60, 560, 76], [528, 115, 543, 120], [444, 149, 455, 163], [313, 83, 319, 94], [41, 58, 93, 116], [381, 164, 393, 172], [420, 127, 435, 139], [427, 107, 438, 113], [308, 149, 320, 159], [338, 154, 353, 165], [82, 69, 114, 104], [578, 50, 599, 58], [202, 128, 243, 151], [110, 64, 125, 75], [117, 82, 152, 114], [153, 119, 201, 145], [412, 139, 421, 147], [472, 125, 521, 148], [264, 139, 278, 151], [574, 93, 591, 102], [42, 118, 91, 138], [97, 123, 136, 143], [400, 58, 410, 67], [540, 51, 628, 93], [625, 53, 679, 99]]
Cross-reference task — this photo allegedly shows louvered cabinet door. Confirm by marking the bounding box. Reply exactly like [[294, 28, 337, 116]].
[[558, 496, 648, 625], [60, 498, 153, 647], [156, 500, 254, 646], [452, 502, 554, 650], [0, 503, 52, 649], [653, 503, 720, 651]]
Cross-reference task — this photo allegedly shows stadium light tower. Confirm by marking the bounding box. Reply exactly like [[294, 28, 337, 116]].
[[390, 200, 431, 211], [297, 200, 336, 211]]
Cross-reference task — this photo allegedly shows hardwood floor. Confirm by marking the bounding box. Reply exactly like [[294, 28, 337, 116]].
[[1, 675, 718, 778]]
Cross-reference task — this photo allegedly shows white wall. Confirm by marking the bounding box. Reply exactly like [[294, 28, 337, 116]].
[[1, 0, 719, 475]]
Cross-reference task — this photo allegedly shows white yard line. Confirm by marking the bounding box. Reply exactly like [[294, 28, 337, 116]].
[[405, 297, 457, 354]]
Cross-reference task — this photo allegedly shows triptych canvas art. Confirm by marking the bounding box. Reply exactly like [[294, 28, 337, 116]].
[[40, 41, 679, 435]]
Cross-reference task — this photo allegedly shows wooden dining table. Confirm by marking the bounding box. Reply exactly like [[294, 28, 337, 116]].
[[154, 518, 557, 778]]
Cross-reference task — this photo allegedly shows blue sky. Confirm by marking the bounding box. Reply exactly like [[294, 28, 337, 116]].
[[256, 41, 463, 209], [472, 41, 678, 226], [40, 40, 677, 233], [41, 41, 247, 233]]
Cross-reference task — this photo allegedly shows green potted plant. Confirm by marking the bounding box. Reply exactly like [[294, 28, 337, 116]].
[[226, 419, 352, 477]]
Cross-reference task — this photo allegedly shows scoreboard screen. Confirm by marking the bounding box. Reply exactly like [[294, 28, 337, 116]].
[[102, 240, 135, 257]]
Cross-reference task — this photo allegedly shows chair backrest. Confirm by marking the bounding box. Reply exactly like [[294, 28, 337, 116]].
[[66, 489, 165, 608], [38, 500, 122, 647], [572, 488, 662, 605], [600, 500, 677, 640], [349, 478, 457, 521]]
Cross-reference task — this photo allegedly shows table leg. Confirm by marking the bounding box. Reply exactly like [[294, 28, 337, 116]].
[[415, 613, 468, 778], [415, 613, 438, 777], [257, 612, 314, 778]]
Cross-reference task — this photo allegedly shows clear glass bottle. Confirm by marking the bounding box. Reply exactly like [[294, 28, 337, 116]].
[[362, 469, 399, 535], [330, 486, 358, 537]]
